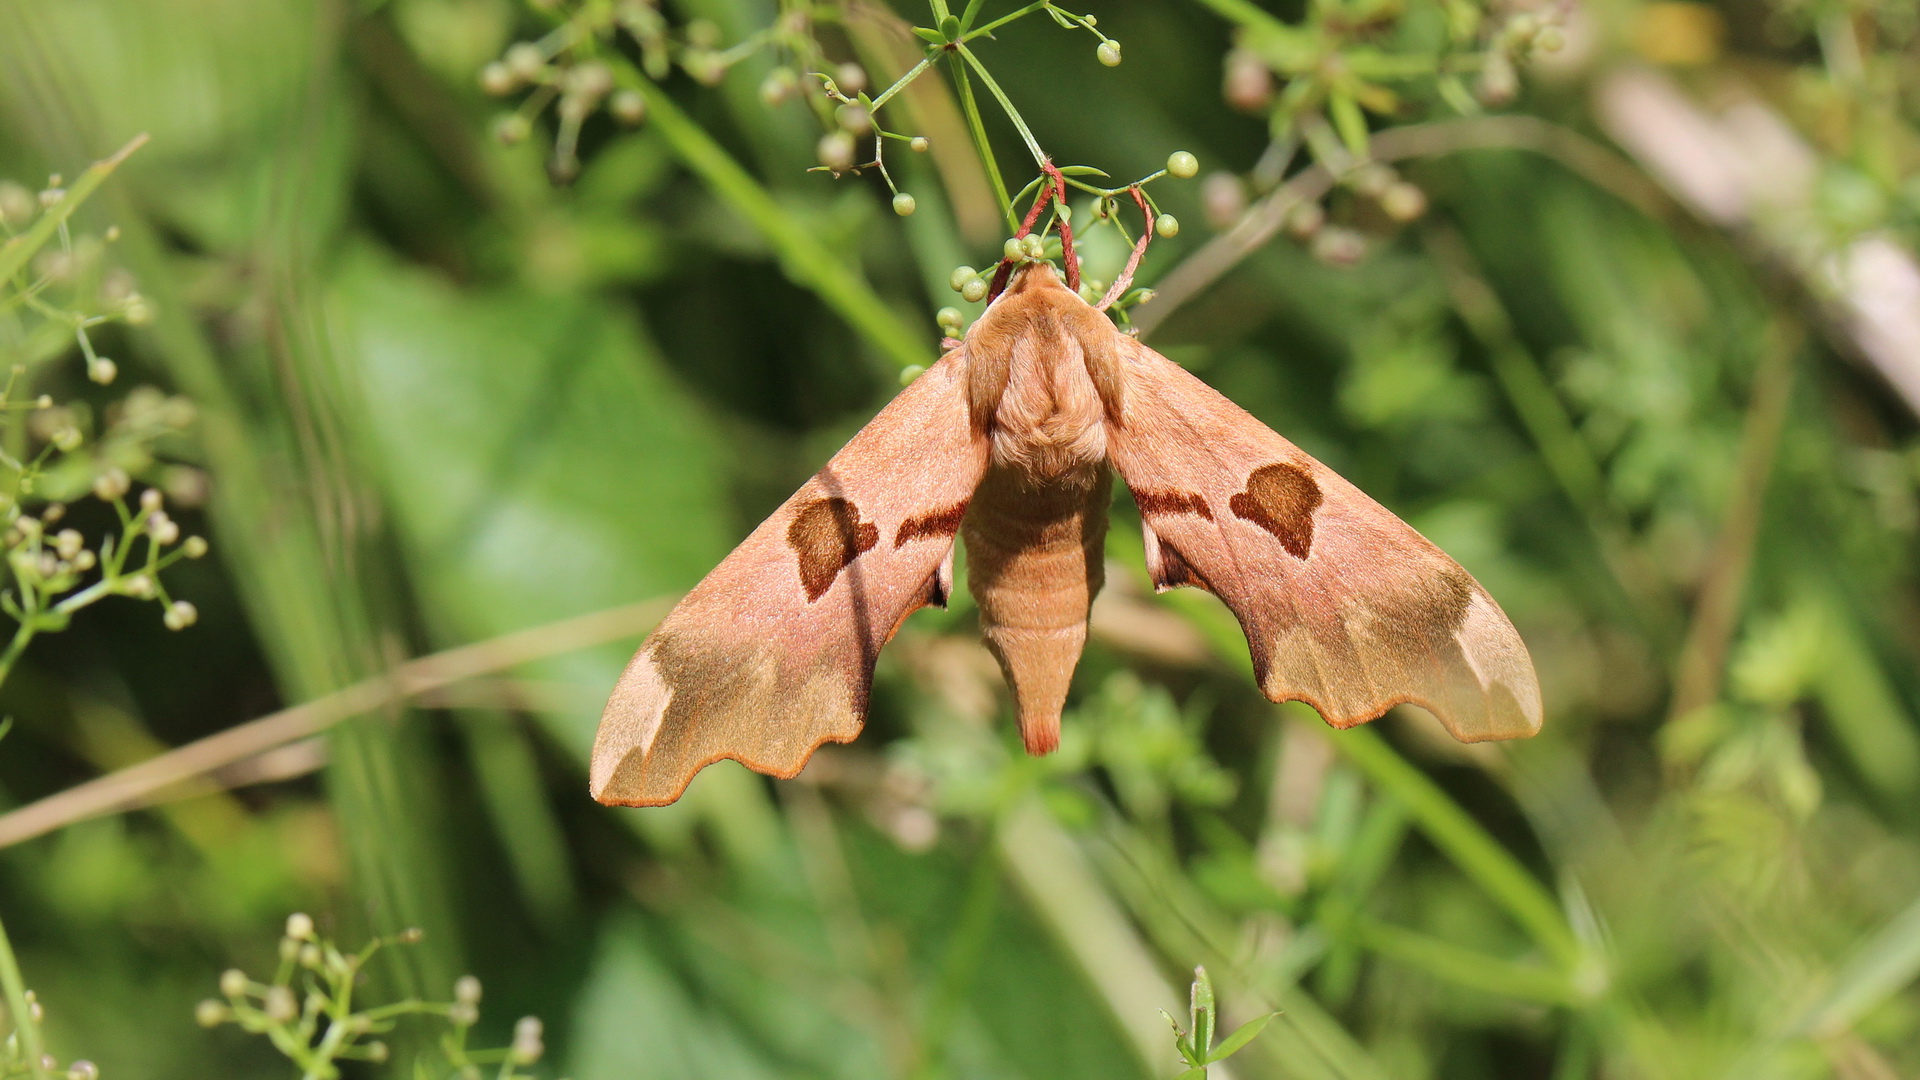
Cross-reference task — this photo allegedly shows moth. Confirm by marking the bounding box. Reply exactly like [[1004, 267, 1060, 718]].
[[592, 260, 1542, 807]]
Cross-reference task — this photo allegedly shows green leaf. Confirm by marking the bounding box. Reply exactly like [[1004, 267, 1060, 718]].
[[1206, 1013, 1277, 1063], [913, 25, 945, 43], [1055, 165, 1112, 178], [1176, 1068, 1207, 1080], [1328, 85, 1370, 158]]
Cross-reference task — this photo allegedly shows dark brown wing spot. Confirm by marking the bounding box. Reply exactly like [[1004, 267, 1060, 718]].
[[1132, 489, 1213, 520], [1229, 462, 1322, 559], [1405, 568, 1475, 645], [788, 497, 879, 601], [894, 501, 969, 547]]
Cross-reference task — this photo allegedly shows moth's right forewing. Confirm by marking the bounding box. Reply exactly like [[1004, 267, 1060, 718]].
[[1105, 339, 1541, 742], [592, 350, 988, 806]]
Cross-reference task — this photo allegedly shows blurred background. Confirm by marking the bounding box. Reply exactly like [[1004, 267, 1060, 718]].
[[1, 0, 1918, 1076]]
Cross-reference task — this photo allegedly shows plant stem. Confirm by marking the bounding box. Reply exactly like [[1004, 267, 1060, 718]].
[[0, 911, 51, 1080], [946, 55, 1016, 231], [954, 45, 1045, 167]]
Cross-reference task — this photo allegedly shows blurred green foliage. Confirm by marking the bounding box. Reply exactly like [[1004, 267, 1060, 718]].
[[0, 0, 1918, 1078]]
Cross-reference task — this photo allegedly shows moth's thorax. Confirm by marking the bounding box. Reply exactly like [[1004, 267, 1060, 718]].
[[964, 265, 1125, 480]]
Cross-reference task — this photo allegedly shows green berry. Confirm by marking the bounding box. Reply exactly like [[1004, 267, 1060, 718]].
[[893, 192, 917, 216], [1096, 40, 1122, 67], [899, 364, 927, 385], [961, 278, 988, 303], [949, 265, 978, 292], [910, 136, 930, 152], [1167, 151, 1198, 178], [1155, 213, 1179, 237], [937, 306, 963, 328], [1020, 233, 1046, 259], [1003, 237, 1026, 260]]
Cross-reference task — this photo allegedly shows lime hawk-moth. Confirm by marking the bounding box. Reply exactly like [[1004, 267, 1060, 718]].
[[590, 248, 1542, 806]]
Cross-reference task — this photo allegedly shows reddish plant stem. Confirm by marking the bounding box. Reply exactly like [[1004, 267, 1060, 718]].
[[1097, 186, 1155, 311]]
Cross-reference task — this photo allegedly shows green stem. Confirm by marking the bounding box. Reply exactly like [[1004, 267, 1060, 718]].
[[1329, 725, 1583, 971], [0, 911, 51, 1080], [963, 0, 1049, 40], [611, 66, 928, 371], [945, 55, 1016, 231], [0, 135, 147, 285], [1349, 915, 1582, 1006], [954, 45, 1045, 167], [869, 56, 934, 110], [0, 620, 34, 694]]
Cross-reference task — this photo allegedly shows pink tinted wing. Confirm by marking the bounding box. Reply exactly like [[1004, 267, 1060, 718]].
[[1104, 339, 1541, 742], [592, 349, 987, 805]]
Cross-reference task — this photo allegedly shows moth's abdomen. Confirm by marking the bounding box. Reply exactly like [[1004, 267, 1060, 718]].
[[962, 463, 1111, 754]]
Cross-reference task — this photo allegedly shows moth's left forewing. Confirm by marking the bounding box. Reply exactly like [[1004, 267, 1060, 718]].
[[593, 350, 987, 806], [1104, 337, 1542, 742]]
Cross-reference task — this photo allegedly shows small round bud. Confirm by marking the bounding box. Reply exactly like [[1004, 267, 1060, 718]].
[[105, 226, 121, 242], [569, 61, 613, 99], [1167, 151, 1199, 179], [39, 188, 64, 210], [285, 912, 314, 940], [909, 136, 929, 153], [960, 277, 987, 303], [948, 266, 978, 292], [39, 1056, 55, 1072], [51, 426, 82, 452], [72, 550, 96, 572], [1201, 172, 1247, 228], [150, 515, 180, 546], [1284, 200, 1326, 239], [479, 62, 515, 96], [834, 62, 868, 95], [512, 1016, 546, 1063], [263, 986, 297, 1024], [279, 937, 300, 962], [1096, 40, 1122, 67], [183, 536, 209, 559], [1002, 237, 1026, 261], [759, 69, 796, 106], [163, 601, 198, 631], [34, 395, 50, 408], [492, 113, 531, 145], [124, 574, 155, 599], [0, 182, 33, 226], [504, 42, 545, 82], [397, 927, 425, 943], [611, 90, 647, 125], [88, 358, 117, 385], [1477, 52, 1518, 106], [298, 944, 322, 967], [196, 1000, 228, 1027], [899, 364, 927, 385], [219, 969, 248, 997], [123, 297, 154, 325], [93, 468, 131, 502], [1380, 181, 1428, 222], [1311, 226, 1367, 266], [1535, 26, 1565, 52], [448, 1002, 480, 1027], [816, 131, 856, 172], [454, 975, 483, 1005], [140, 488, 163, 512], [41, 504, 62, 524], [1155, 213, 1180, 237], [892, 192, 916, 217], [67, 1061, 98, 1080], [1020, 234, 1046, 260], [835, 103, 871, 133], [936, 306, 964, 329], [1223, 48, 1274, 112], [55, 530, 82, 560], [365, 1042, 389, 1064]]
